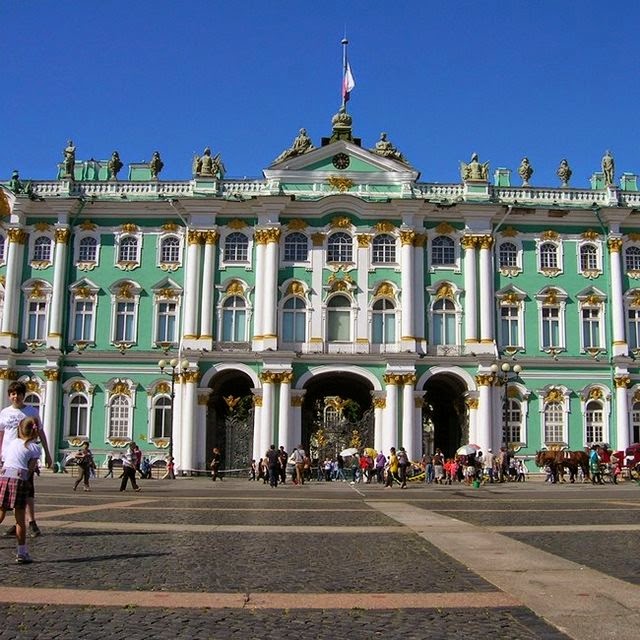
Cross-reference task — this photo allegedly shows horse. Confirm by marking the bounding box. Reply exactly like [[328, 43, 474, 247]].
[[535, 450, 590, 483]]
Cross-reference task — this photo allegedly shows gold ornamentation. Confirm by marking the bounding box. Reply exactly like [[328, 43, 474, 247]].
[[544, 388, 563, 403], [28, 281, 45, 299], [25, 379, 41, 393], [161, 222, 179, 232], [286, 219, 308, 231], [290, 396, 304, 407], [399, 230, 416, 246], [627, 233, 640, 243], [287, 281, 305, 296], [254, 229, 268, 245], [414, 234, 427, 247], [435, 283, 454, 300], [311, 232, 325, 246], [465, 397, 479, 410], [542, 230, 559, 240], [34, 222, 50, 232], [264, 228, 281, 244], [460, 235, 477, 250], [0, 189, 10, 217], [0, 369, 17, 381], [374, 282, 395, 298], [327, 177, 353, 193], [543, 289, 559, 305], [197, 394, 210, 406], [372, 397, 386, 409], [260, 370, 280, 384], [73, 286, 93, 299], [629, 292, 640, 308], [375, 221, 395, 233], [253, 396, 263, 407], [182, 370, 200, 384], [608, 238, 623, 252], [70, 381, 86, 393], [434, 222, 454, 234], [152, 438, 170, 449], [502, 292, 520, 305], [478, 235, 493, 250], [588, 387, 604, 400], [204, 230, 219, 244], [583, 294, 603, 306], [121, 223, 138, 233], [501, 226, 519, 237], [7, 229, 27, 244], [614, 375, 631, 389], [330, 216, 352, 229], [187, 230, 203, 245], [155, 381, 171, 394], [110, 381, 131, 397], [226, 280, 244, 295], [78, 220, 97, 231], [55, 228, 70, 244], [228, 219, 247, 229], [280, 371, 294, 384], [43, 369, 59, 382], [155, 287, 178, 300], [116, 282, 135, 299], [224, 395, 241, 410], [582, 229, 600, 241], [357, 234, 372, 248], [475, 374, 495, 387]]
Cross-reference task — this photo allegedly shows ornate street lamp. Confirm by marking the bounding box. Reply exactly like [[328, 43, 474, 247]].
[[158, 358, 189, 461], [491, 362, 523, 449]]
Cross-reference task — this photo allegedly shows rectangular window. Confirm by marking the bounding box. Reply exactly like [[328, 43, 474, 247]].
[[27, 301, 47, 340], [73, 300, 94, 342], [628, 309, 640, 350], [115, 302, 136, 342], [542, 308, 560, 349], [582, 308, 600, 349], [544, 404, 564, 442], [328, 310, 350, 341], [500, 306, 519, 348], [69, 401, 89, 438], [156, 302, 177, 343]]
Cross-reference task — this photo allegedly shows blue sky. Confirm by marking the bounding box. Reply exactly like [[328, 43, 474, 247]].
[[2, 0, 639, 188]]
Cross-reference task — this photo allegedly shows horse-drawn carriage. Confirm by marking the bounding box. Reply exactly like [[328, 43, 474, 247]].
[[535, 449, 589, 483]]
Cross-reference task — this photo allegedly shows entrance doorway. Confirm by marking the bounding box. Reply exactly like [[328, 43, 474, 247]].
[[422, 373, 468, 458]]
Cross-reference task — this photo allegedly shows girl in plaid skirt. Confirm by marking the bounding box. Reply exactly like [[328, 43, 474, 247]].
[[0, 417, 41, 564]]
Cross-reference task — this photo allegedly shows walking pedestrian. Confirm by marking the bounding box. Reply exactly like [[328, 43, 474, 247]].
[[120, 442, 141, 492], [104, 454, 114, 479], [293, 445, 306, 485], [0, 381, 51, 538], [73, 442, 94, 492], [210, 447, 222, 481], [265, 444, 280, 487], [397, 447, 409, 489], [385, 447, 399, 488]]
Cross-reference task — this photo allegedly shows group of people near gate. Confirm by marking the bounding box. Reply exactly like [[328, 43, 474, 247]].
[[253, 445, 309, 487]]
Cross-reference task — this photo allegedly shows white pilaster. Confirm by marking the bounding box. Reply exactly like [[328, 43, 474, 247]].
[[43, 368, 59, 464], [290, 391, 305, 452], [466, 397, 479, 446], [183, 231, 202, 346], [615, 375, 631, 452], [180, 371, 198, 474], [413, 235, 426, 352], [478, 236, 494, 347], [476, 372, 494, 453], [47, 228, 70, 349], [382, 375, 399, 454], [252, 235, 267, 348], [260, 374, 275, 457], [308, 233, 324, 352], [278, 371, 292, 448], [198, 231, 217, 350], [172, 377, 183, 473], [401, 376, 417, 460], [356, 234, 370, 350], [262, 230, 280, 350], [462, 236, 478, 346], [197, 389, 212, 471], [252, 394, 263, 463]]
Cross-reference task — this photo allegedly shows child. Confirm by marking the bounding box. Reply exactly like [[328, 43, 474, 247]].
[[0, 417, 42, 563]]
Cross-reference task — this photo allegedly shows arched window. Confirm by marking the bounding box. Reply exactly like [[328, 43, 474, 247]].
[[160, 236, 180, 264], [108, 394, 130, 439], [625, 246, 640, 272], [432, 298, 456, 345], [78, 236, 98, 263], [24, 393, 40, 412], [632, 401, 640, 443], [283, 232, 309, 262], [504, 398, 522, 445], [499, 242, 518, 268], [33, 236, 52, 262], [327, 295, 351, 341], [118, 236, 138, 263], [152, 395, 172, 439], [68, 395, 89, 438], [372, 298, 396, 344], [224, 232, 249, 262], [585, 400, 604, 445], [282, 297, 306, 342], [580, 244, 598, 272], [539, 242, 558, 270], [221, 296, 246, 341], [327, 232, 353, 263], [372, 234, 396, 264], [431, 236, 455, 266], [543, 401, 564, 443]]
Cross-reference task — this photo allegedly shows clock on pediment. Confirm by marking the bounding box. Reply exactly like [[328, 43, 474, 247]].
[[332, 153, 350, 170]]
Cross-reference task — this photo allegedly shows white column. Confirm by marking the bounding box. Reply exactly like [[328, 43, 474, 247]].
[[466, 397, 479, 445], [355, 234, 371, 350], [309, 233, 325, 351], [614, 375, 631, 452], [413, 235, 426, 352], [382, 374, 399, 454], [43, 368, 59, 464], [262, 230, 280, 350], [400, 230, 416, 350], [183, 231, 202, 343], [278, 371, 292, 448], [199, 231, 218, 348], [609, 239, 627, 356], [462, 236, 478, 345], [259, 373, 275, 457], [47, 228, 70, 349], [478, 236, 494, 345], [179, 370, 198, 474], [476, 373, 494, 453], [0, 229, 27, 348], [413, 392, 424, 459], [252, 394, 263, 463], [252, 232, 267, 347], [373, 396, 385, 454], [401, 375, 417, 460], [196, 389, 211, 471], [290, 392, 305, 452], [172, 377, 183, 473]]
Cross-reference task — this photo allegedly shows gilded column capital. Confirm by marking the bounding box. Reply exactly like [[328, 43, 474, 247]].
[[383, 373, 404, 385], [181, 370, 200, 384], [197, 394, 210, 405], [54, 228, 71, 244], [401, 373, 416, 386], [260, 370, 280, 384], [414, 233, 427, 248], [0, 368, 18, 381], [187, 230, 203, 245], [253, 395, 263, 407], [7, 228, 27, 244], [357, 233, 372, 248], [204, 230, 219, 245], [43, 368, 60, 382], [608, 238, 623, 253], [399, 230, 416, 246], [478, 235, 494, 250], [614, 374, 631, 389], [290, 395, 304, 407], [280, 370, 294, 384], [475, 373, 495, 387], [460, 235, 478, 250], [264, 228, 281, 244], [254, 229, 268, 245], [373, 397, 386, 409], [465, 397, 479, 410]]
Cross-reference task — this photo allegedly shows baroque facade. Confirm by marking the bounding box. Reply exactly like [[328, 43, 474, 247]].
[[2, 111, 640, 473]]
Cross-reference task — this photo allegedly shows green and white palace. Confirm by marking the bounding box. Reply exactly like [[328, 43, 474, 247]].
[[2, 109, 640, 473]]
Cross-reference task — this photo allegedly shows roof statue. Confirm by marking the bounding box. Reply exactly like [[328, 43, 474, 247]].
[[149, 151, 164, 179], [517, 157, 533, 186], [556, 159, 572, 187], [107, 151, 123, 180], [602, 150, 615, 185], [7, 170, 32, 197], [460, 153, 489, 182], [370, 132, 408, 164], [62, 139, 76, 179], [273, 128, 315, 164], [193, 147, 225, 179]]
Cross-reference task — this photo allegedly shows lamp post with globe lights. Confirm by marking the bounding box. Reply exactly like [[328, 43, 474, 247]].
[[158, 358, 189, 461], [491, 362, 523, 449]]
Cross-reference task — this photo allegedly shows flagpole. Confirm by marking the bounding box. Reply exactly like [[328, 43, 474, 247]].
[[341, 37, 348, 110]]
